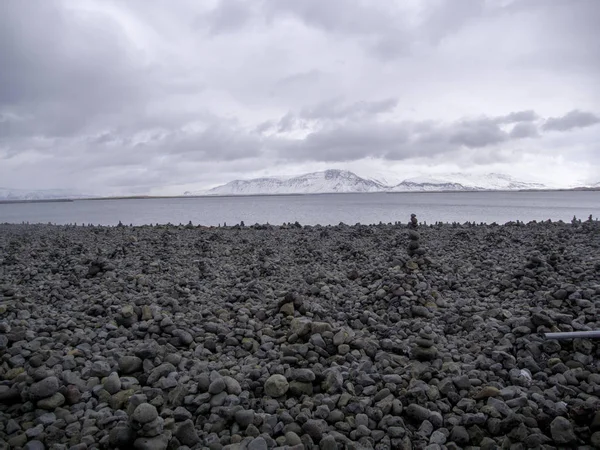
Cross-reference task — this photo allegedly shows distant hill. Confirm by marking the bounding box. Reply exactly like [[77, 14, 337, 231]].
[[185, 169, 556, 196], [0, 188, 90, 201], [190, 170, 386, 195]]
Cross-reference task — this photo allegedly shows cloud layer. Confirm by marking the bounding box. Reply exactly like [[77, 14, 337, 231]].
[[1, 0, 599, 194]]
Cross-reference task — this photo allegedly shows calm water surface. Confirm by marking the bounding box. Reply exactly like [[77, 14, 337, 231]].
[[0, 191, 598, 226]]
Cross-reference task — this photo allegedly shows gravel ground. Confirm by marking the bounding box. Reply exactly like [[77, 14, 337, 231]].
[[1, 218, 599, 450]]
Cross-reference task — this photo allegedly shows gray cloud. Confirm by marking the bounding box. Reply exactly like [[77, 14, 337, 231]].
[[0, 1, 152, 139], [273, 113, 541, 163], [300, 98, 398, 121], [447, 119, 507, 148], [198, 0, 256, 35], [495, 110, 539, 124], [542, 110, 600, 132], [509, 122, 540, 139], [1, 0, 599, 192]]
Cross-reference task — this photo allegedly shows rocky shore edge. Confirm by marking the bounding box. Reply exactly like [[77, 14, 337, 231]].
[[1, 217, 599, 449]]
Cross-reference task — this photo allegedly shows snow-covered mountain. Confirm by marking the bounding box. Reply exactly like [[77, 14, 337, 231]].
[[435, 173, 548, 190], [184, 170, 573, 196], [390, 176, 476, 192], [195, 170, 386, 195], [0, 188, 89, 201]]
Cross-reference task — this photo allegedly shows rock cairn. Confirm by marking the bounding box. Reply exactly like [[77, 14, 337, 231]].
[[409, 213, 418, 229], [411, 326, 438, 361], [407, 230, 421, 258]]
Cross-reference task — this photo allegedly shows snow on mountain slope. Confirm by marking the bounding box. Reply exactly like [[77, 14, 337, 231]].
[[440, 173, 548, 190], [0, 188, 89, 201], [201, 170, 386, 195], [391, 177, 474, 192], [185, 170, 559, 196], [367, 172, 550, 191]]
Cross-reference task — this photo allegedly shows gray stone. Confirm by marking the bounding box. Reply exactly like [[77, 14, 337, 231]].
[[37, 392, 65, 410], [320, 435, 338, 450], [285, 431, 303, 446], [91, 360, 112, 378], [173, 328, 193, 346], [173, 406, 192, 421], [235, 409, 255, 428], [37, 412, 56, 426], [264, 374, 289, 397], [109, 425, 135, 448], [590, 431, 600, 448], [6, 418, 21, 435], [430, 430, 447, 445], [550, 416, 576, 444], [147, 363, 176, 385], [26, 424, 44, 438], [8, 433, 28, 448], [291, 368, 316, 382], [406, 404, 431, 422], [136, 416, 164, 437], [118, 356, 143, 374], [450, 426, 469, 445], [208, 377, 226, 395], [30, 376, 60, 400], [132, 403, 159, 424], [104, 371, 122, 394], [322, 369, 343, 394], [24, 441, 46, 450], [248, 436, 268, 450], [175, 419, 200, 446], [303, 419, 327, 442], [133, 434, 169, 450], [223, 376, 242, 395], [412, 346, 438, 361]]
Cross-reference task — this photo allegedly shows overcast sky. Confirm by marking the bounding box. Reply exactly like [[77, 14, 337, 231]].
[[1, 0, 599, 195]]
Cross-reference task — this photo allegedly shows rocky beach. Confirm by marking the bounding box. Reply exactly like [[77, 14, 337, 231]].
[[1, 217, 599, 450]]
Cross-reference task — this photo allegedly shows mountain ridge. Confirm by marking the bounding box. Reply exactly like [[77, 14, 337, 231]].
[[0, 188, 91, 201], [186, 169, 561, 196]]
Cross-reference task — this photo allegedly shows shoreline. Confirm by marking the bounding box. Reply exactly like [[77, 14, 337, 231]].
[[0, 187, 598, 204], [1, 220, 599, 448]]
